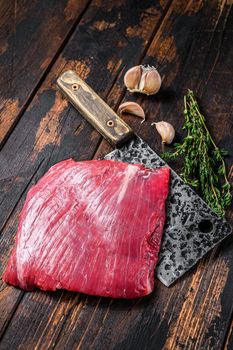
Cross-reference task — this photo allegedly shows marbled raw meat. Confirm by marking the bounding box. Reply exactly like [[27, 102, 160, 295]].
[[3, 159, 170, 298]]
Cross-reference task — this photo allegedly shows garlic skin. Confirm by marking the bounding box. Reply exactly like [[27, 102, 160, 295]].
[[118, 101, 145, 123], [123, 66, 141, 91], [124, 65, 161, 95], [151, 121, 175, 145]]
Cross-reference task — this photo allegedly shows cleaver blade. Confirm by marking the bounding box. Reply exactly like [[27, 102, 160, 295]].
[[57, 70, 232, 287], [104, 136, 232, 286]]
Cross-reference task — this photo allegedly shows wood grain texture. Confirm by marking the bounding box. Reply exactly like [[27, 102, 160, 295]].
[[225, 320, 233, 350], [0, 0, 172, 347], [0, 0, 91, 147], [0, 0, 232, 349]]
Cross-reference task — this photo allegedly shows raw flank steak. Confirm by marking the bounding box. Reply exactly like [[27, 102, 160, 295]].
[[3, 159, 170, 298]]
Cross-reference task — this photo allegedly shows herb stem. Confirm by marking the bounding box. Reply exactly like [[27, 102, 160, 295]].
[[189, 91, 231, 189], [163, 90, 232, 217]]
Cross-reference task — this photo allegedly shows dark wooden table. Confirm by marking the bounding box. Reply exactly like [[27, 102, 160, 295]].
[[0, 1, 232, 349]]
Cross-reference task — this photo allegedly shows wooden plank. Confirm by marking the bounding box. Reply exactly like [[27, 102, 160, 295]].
[[225, 320, 233, 350], [0, 0, 172, 240], [0, 0, 172, 346], [0, 0, 233, 349], [93, 2, 233, 349], [0, 0, 91, 147], [53, 1, 233, 349]]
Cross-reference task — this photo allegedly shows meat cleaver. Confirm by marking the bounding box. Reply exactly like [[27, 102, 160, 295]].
[[57, 70, 232, 287]]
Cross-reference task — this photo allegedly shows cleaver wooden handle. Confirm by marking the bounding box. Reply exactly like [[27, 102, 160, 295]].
[[57, 70, 134, 147]]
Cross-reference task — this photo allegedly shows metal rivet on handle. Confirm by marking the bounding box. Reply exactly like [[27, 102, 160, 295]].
[[107, 120, 114, 127], [72, 84, 80, 91]]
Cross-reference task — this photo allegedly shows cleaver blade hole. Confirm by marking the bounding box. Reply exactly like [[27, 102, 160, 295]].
[[198, 220, 213, 233]]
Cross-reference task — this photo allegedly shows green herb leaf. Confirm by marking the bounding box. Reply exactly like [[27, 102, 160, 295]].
[[162, 90, 232, 217]]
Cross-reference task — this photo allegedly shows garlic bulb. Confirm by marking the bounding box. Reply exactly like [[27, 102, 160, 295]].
[[118, 101, 145, 123], [124, 65, 161, 95], [151, 121, 175, 151]]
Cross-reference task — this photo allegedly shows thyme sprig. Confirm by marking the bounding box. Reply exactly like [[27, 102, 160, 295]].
[[163, 90, 232, 217]]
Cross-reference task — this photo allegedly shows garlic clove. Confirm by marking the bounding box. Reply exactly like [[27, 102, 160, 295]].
[[124, 66, 141, 91], [124, 65, 161, 95], [118, 101, 145, 123], [143, 69, 161, 95], [151, 121, 175, 151]]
